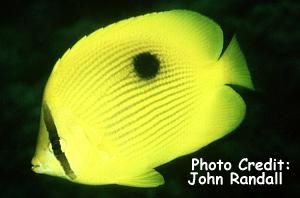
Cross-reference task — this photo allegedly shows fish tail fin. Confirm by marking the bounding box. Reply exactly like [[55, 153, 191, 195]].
[[218, 36, 254, 90]]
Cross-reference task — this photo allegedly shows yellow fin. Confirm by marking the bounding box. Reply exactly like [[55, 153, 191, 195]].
[[218, 36, 254, 90], [117, 169, 164, 188], [203, 86, 246, 142], [183, 85, 246, 152]]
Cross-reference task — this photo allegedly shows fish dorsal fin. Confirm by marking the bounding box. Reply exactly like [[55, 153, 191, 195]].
[[117, 169, 164, 187]]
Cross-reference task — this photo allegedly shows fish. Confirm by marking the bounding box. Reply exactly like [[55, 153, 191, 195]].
[[31, 9, 254, 187]]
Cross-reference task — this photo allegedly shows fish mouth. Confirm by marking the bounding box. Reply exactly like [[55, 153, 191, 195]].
[[31, 157, 46, 173], [31, 164, 41, 173], [31, 162, 50, 174]]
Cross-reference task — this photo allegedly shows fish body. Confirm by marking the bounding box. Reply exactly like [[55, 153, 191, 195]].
[[31, 10, 254, 187]]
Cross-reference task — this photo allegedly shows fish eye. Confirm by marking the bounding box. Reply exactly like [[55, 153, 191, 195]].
[[59, 138, 66, 153], [133, 52, 160, 79], [48, 139, 65, 154], [48, 142, 53, 153], [43, 102, 76, 179]]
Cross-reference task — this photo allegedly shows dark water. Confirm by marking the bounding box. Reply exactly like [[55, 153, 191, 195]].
[[1, 0, 299, 197]]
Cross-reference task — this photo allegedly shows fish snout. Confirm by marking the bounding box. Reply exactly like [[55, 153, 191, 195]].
[[31, 156, 47, 174]]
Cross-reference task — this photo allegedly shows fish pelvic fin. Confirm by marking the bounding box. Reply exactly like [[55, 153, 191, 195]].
[[117, 169, 164, 188], [218, 35, 254, 90]]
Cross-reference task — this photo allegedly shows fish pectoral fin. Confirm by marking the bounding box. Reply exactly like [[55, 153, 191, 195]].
[[117, 169, 165, 187]]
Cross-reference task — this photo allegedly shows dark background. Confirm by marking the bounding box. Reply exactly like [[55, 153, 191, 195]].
[[1, 0, 299, 197]]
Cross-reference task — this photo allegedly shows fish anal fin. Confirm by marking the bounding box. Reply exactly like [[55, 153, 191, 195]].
[[117, 169, 164, 188], [182, 85, 246, 154], [202, 86, 246, 142]]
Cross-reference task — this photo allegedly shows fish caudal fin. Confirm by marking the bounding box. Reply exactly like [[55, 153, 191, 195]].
[[219, 36, 254, 90], [117, 169, 164, 188]]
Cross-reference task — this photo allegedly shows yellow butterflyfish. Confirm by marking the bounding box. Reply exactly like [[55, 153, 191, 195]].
[[31, 10, 254, 187]]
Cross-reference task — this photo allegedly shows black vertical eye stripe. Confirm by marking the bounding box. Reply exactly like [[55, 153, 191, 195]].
[[43, 103, 76, 180]]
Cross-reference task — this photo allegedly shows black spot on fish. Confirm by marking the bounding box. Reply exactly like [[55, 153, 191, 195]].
[[133, 52, 160, 79]]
